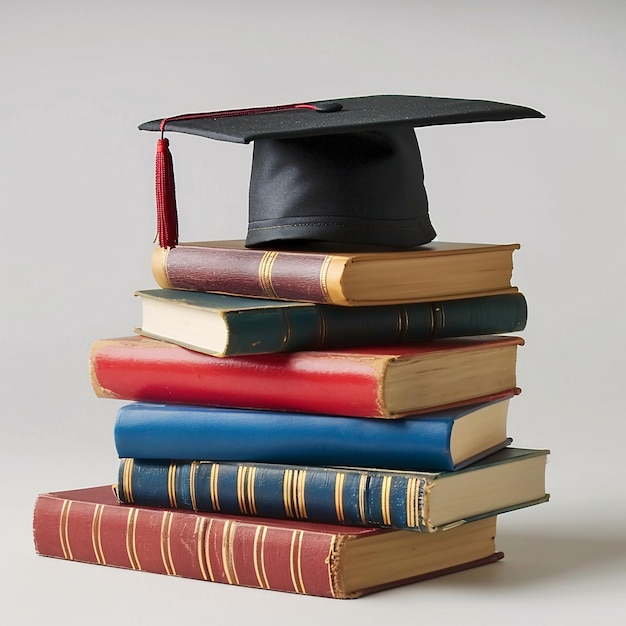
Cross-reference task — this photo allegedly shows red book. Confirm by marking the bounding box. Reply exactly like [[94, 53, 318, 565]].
[[33, 485, 503, 599], [89, 335, 522, 418]]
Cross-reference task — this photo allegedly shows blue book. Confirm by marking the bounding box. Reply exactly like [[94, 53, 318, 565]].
[[117, 447, 549, 532], [114, 397, 513, 472]]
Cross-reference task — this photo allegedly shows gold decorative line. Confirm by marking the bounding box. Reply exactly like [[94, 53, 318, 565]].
[[210, 464, 221, 511], [204, 519, 216, 581], [358, 474, 368, 524], [428, 303, 435, 339], [126, 508, 141, 570], [248, 467, 256, 515], [334, 472, 345, 522], [91, 504, 106, 565], [160, 511, 176, 576], [381, 476, 392, 526], [168, 462, 177, 508], [221, 521, 233, 584], [296, 470, 307, 519], [317, 308, 327, 349], [195, 517, 209, 581], [190, 461, 199, 511], [59, 500, 73, 560], [405, 478, 414, 528], [122, 458, 134, 503], [259, 526, 269, 588], [221, 521, 239, 585], [283, 470, 294, 518], [258, 251, 280, 299], [280, 309, 292, 351], [319, 255, 333, 303], [237, 466, 247, 514], [289, 530, 306, 594], [253, 526, 271, 589]]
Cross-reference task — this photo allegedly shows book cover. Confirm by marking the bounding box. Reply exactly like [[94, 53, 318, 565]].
[[90, 334, 522, 418], [135, 289, 527, 357], [113, 397, 513, 471], [33, 485, 503, 599], [152, 240, 520, 306], [117, 448, 550, 531]]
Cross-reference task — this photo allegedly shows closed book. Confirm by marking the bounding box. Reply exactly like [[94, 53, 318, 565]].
[[113, 397, 513, 471], [152, 240, 520, 306], [118, 447, 549, 531], [33, 485, 503, 599], [135, 289, 527, 357], [90, 334, 522, 418]]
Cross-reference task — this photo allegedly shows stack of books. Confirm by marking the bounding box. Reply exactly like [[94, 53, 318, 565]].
[[33, 239, 550, 599]]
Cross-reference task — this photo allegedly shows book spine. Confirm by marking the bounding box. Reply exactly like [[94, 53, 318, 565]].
[[90, 337, 387, 417], [113, 402, 461, 471], [32, 492, 343, 598], [223, 293, 528, 356], [118, 459, 433, 532], [154, 246, 340, 304]]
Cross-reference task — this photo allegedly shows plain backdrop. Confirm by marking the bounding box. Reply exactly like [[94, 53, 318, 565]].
[[2, 1, 625, 623]]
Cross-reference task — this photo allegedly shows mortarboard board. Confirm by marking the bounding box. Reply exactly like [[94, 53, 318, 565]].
[[139, 95, 544, 250]]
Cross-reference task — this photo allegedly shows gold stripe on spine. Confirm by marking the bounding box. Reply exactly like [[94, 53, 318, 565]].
[[204, 519, 216, 581], [296, 470, 307, 519], [358, 474, 368, 524], [160, 512, 176, 576], [258, 251, 280, 299], [210, 464, 221, 511], [190, 461, 199, 511], [126, 508, 141, 570], [289, 530, 307, 594], [428, 303, 435, 339], [221, 521, 239, 585], [318, 255, 333, 303], [381, 476, 392, 526], [122, 459, 134, 503], [334, 472, 345, 522], [167, 462, 177, 508], [279, 309, 292, 351], [91, 504, 106, 565], [317, 307, 328, 349], [195, 517, 209, 581], [253, 526, 270, 589], [283, 470, 294, 518], [406, 477, 418, 529], [248, 467, 257, 515], [395, 306, 408, 341], [237, 466, 246, 514], [59, 500, 73, 560]]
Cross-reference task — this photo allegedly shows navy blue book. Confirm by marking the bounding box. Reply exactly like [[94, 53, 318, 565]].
[[117, 448, 549, 531], [114, 396, 513, 472]]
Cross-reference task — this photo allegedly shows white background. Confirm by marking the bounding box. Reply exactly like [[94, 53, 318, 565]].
[[2, 1, 625, 623]]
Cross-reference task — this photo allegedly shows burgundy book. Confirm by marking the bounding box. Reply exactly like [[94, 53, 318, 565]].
[[89, 334, 522, 418], [33, 486, 503, 599], [151, 240, 520, 307]]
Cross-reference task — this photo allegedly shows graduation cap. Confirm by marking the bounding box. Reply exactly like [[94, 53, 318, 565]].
[[139, 95, 544, 250]]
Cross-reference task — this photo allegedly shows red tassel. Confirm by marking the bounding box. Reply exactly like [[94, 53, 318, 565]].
[[154, 102, 338, 249], [155, 137, 178, 249]]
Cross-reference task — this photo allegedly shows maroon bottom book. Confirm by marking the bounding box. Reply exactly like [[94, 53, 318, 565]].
[[33, 485, 503, 599]]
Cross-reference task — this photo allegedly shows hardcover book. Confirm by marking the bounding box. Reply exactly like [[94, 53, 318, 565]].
[[135, 289, 527, 357], [33, 485, 503, 599], [151, 240, 520, 306], [90, 334, 522, 418], [113, 397, 513, 471], [117, 447, 549, 531]]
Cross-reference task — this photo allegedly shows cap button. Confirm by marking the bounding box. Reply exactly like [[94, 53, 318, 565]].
[[312, 101, 343, 113]]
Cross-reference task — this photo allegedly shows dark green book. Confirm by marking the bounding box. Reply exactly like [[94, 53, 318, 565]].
[[117, 448, 549, 532], [135, 289, 527, 357]]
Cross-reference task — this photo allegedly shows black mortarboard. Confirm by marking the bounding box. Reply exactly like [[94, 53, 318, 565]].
[[140, 95, 544, 250]]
